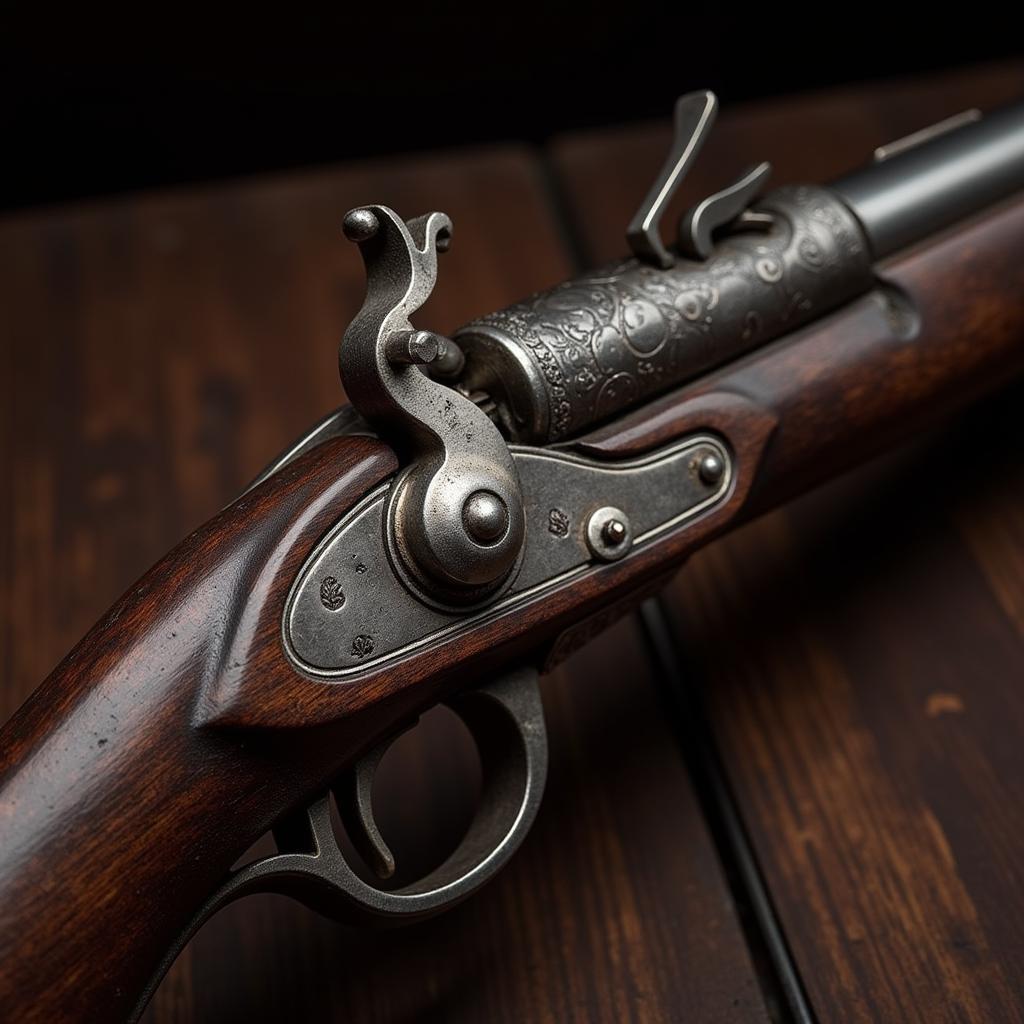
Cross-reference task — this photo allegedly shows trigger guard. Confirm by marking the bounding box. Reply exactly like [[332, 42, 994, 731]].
[[223, 666, 547, 925], [136, 668, 547, 1017]]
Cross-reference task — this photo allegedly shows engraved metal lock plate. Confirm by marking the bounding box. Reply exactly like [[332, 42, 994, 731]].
[[283, 434, 732, 675]]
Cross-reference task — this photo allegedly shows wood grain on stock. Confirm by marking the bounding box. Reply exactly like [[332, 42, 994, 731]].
[[0, 437, 399, 1022], [0, 152, 765, 1019], [554, 60, 1024, 1022]]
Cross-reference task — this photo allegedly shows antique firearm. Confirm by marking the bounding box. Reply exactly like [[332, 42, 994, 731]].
[[1, 91, 1023, 1022]]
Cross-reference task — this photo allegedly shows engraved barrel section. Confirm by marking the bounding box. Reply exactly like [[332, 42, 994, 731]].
[[454, 186, 872, 443]]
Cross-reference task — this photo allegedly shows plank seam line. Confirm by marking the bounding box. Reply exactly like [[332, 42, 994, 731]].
[[640, 598, 817, 1024]]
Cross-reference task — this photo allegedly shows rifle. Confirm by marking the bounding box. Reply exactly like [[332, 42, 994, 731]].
[[1, 90, 1023, 1023]]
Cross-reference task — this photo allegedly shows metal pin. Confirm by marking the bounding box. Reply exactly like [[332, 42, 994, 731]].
[[602, 519, 627, 546], [586, 507, 633, 562], [385, 330, 444, 366], [697, 452, 725, 485], [462, 490, 510, 545], [874, 109, 981, 162]]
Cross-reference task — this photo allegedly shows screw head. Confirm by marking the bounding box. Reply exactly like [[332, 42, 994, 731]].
[[697, 452, 725, 485], [343, 208, 380, 242], [601, 519, 627, 546], [585, 506, 632, 562], [462, 490, 510, 545]]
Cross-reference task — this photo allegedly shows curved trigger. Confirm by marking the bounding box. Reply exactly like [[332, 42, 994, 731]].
[[335, 720, 420, 881], [215, 666, 548, 926], [678, 161, 773, 259], [627, 90, 718, 268]]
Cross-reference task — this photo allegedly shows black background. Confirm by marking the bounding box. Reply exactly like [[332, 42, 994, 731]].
[[2, 7, 1020, 210]]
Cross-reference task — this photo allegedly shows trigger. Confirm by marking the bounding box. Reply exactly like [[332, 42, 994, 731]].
[[223, 668, 547, 926], [335, 721, 418, 880], [678, 161, 773, 259]]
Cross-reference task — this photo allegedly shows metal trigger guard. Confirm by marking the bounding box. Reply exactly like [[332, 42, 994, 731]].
[[223, 668, 546, 925], [134, 669, 546, 1018]]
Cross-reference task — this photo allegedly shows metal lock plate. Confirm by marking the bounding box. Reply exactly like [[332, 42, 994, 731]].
[[283, 434, 731, 676]]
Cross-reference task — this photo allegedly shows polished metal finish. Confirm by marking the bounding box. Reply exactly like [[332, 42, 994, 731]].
[[832, 100, 1024, 258], [627, 91, 719, 268], [625, 91, 777, 269], [340, 205, 526, 604], [697, 452, 725, 485], [456, 97, 1024, 445], [457, 186, 871, 443], [449, 319, 552, 442], [603, 518, 627, 544], [873, 108, 981, 161], [586, 506, 632, 562], [678, 162, 773, 259], [462, 490, 510, 544], [284, 435, 731, 675]]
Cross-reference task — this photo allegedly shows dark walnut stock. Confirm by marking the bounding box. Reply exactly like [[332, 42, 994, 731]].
[[0, 439, 399, 1022], [0, 195, 1022, 1023]]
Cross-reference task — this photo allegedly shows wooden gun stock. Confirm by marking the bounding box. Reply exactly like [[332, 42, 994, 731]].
[[0, 438, 397, 1021], [0, 194, 1022, 1022]]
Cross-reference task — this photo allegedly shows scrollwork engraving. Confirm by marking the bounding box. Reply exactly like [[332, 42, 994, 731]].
[[459, 186, 871, 441]]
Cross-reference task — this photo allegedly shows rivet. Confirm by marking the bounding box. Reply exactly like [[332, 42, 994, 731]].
[[462, 490, 510, 545], [697, 452, 725, 485], [585, 506, 632, 563], [602, 519, 628, 546]]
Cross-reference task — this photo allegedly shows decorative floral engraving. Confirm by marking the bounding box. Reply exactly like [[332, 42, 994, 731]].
[[458, 186, 872, 441], [319, 576, 345, 611], [548, 508, 570, 538], [351, 635, 375, 658]]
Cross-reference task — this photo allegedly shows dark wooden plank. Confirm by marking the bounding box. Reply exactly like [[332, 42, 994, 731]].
[[0, 148, 766, 1020], [662, 404, 1024, 1023], [551, 61, 1024, 1022]]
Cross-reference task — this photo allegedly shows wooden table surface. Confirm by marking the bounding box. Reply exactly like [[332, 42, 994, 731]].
[[2, 62, 1023, 1022]]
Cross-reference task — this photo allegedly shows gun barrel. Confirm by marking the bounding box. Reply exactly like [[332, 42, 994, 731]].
[[455, 186, 873, 444], [453, 101, 1024, 445], [832, 100, 1024, 258]]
